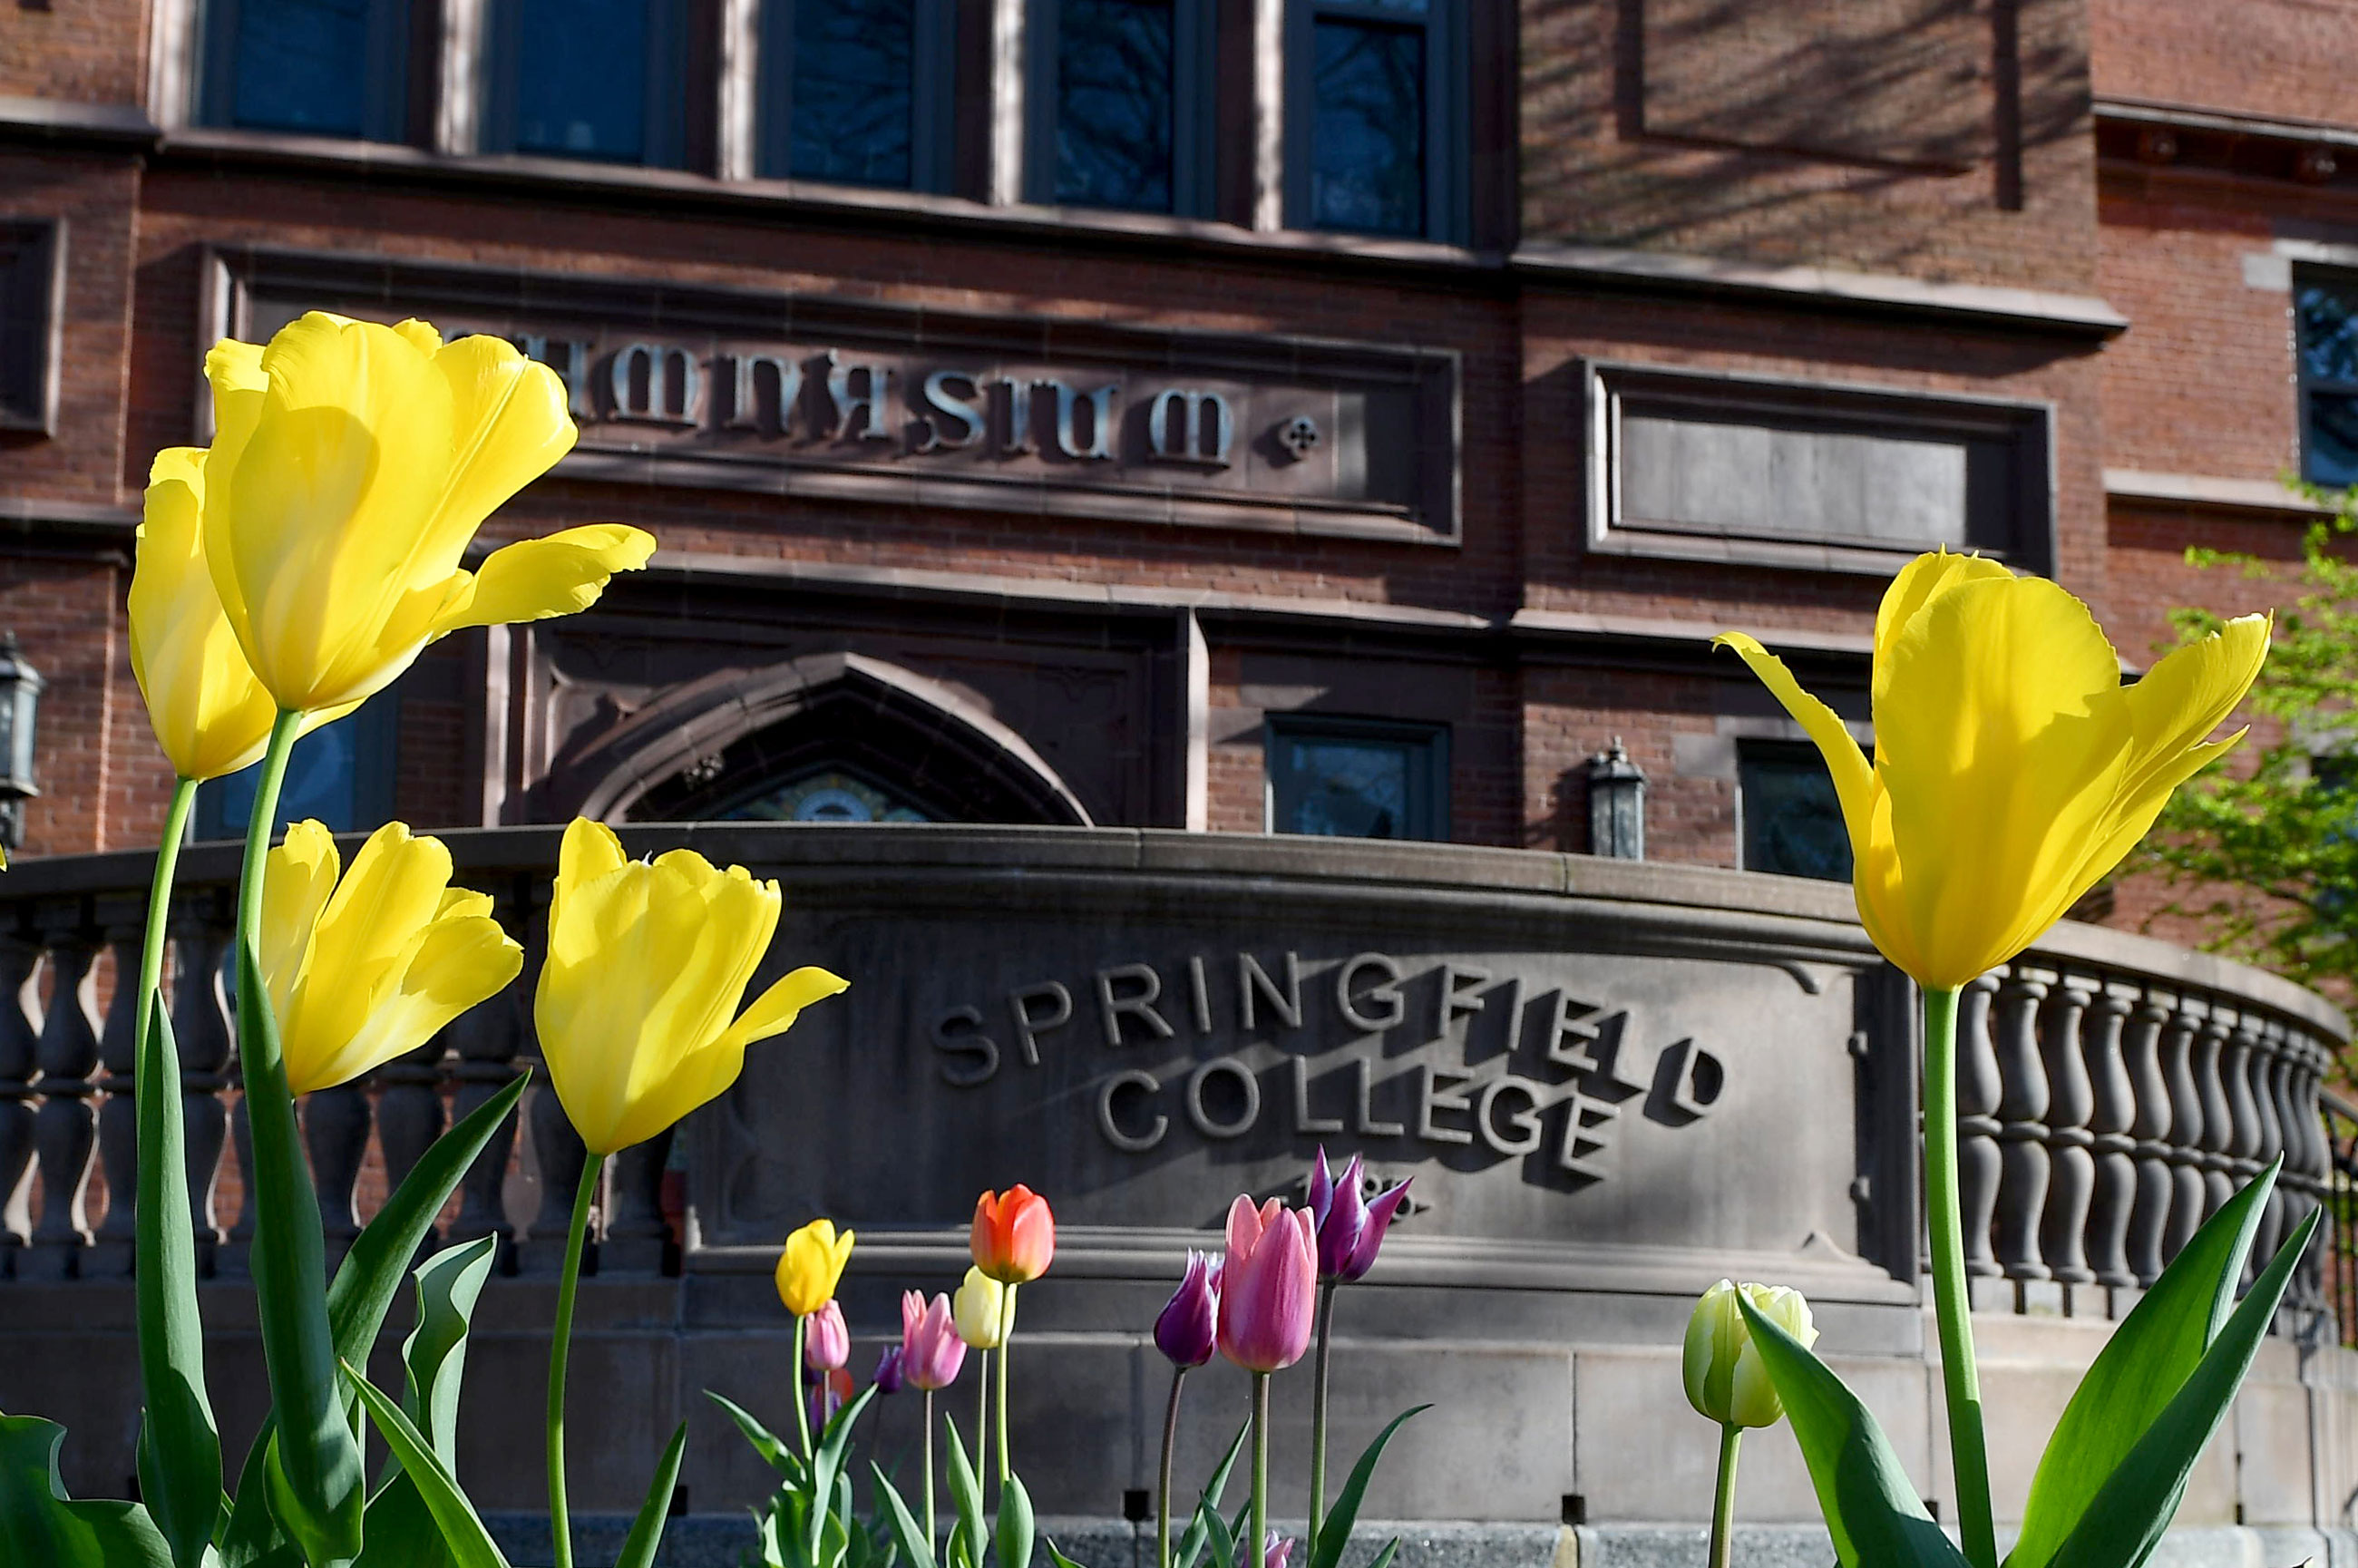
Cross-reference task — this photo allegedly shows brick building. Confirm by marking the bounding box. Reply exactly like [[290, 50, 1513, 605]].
[[0, 0, 2350, 907]]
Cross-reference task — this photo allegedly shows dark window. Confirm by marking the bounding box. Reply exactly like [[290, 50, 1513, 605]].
[[2297, 275, 2358, 488], [1266, 716, 1448, 842], [489, 0, 687, 166], [195, 701, 399, 841], [1739, 742, 1856, 882], [199, 0, 410, 141], [1029, 0, 1212, 215], [718, 769, 932, 823], [0, 221, 62, 434], [761, 0, 951, 188], [1287, 0, 1459, 240]]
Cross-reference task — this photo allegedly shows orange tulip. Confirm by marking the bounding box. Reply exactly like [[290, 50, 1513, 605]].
[[970, 1186, 1056, 1284]]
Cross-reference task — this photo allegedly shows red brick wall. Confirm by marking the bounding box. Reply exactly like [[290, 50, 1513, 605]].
[[2091, 0, 2358, 127], [0, 0, 152, 102]]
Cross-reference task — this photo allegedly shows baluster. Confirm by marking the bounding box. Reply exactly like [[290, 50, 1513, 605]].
[[2123, 989, 2177, 1285], [2080, 979, 2138, 1290], [375, 1038, 449, 1213], [603, 1127, 676, 1274], [170, 892, 234, 1272], [0, 926, 40, 1272], [2189, 1004, 2236, 1219], [88, 906, 144, 1275], [2246, 1018, 2287, 1271], [305, 1080, 372, 1271], [220, 1093, 255, 1279], [521, 1084, 590, 1274], [24, 902, 102, 1280], [450, 990, 525, 1259], [1993, 967, 2053, 1281], [2159, 998, 2208, 1262], [2294, 1037, 2334, 1308], [2038, 972, 2098, 1286], [1955, 974, 2005, 1278]]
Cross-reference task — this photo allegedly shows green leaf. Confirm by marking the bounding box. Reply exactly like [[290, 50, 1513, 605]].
[[1737, 1294, 1968, 1568], [871, 1465, 940, 1568], [134, 996, 225, 1568], [2046, 1208, 2321, 1568], [809, 1387, 881, 1566], [944, 1416, 988, 1568], [216, 1429, 295, 1568], [613, 1422, 689, 1568], [1304, 1406, 1426, 1568], [354, 1472, 453, 1568], [1191, 1494, 1234, 1568], [2009, 1163, 2279, 1568], [236, 939, 365, 1564], [399, 1236, 501, 1471], [328, 1075, 530, 1371], [706, 1389, 804, 1479], [0, 1415, 176, 1568], [1046, 1541, 1089, 1568], [1362, 1543, 1399, 1568], [1174, 1425, 1250, 1568], [995, 1471, 1036, 1568], [340, 1362, 511, 1568]]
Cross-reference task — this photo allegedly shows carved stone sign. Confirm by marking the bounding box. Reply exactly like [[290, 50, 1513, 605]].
[[213, 248, 1461, 544]]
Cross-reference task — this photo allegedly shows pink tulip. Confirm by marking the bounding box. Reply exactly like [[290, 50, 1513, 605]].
[[1216, 1195, 1316, 1374], [804, 1298, 851, 1372], [1263, 1534, 1294, 1568], [901, 1290, 969, 1391]]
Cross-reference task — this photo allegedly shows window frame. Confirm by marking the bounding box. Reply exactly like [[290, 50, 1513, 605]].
[[1023, 0, 1218, 217], [757, 0, 958, 190], [0, 220, 63, 436], [1735, 737, 1857, 883], [193, 698, 401, 841], [481, 0, 691, 168], [196, 0, 413, 141], [1263, 713, 1451, 843], [1281, 0, 1465, 244], [2295, 267, 2358, 489]]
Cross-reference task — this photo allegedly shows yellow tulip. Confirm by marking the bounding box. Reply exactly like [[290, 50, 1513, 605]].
[[534, 817, 847, 1155], [952, 1265, 1008, 1349], [1720, 550, 2268, 990], [261, 820, 523, 1095], [1683, 1280, 1816, 1429], [131, 447, 360, 780], [200, 314, 657, 714], [775, 1218, 856, 1316]]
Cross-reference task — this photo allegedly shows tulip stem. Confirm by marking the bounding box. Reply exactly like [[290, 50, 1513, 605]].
[[975, 1345, 990, 1492], [1707, 1424, 1740, 1568], [792, 1315, 814, 1459], [1923, 985, 1996, 1568], [1157, 1367, 1186, 1568], [1250, 1372, 1271, 1568], [547, 1148, 603, 1568], [1308, 1278, 1337, 1549], [924, 1388, 938, 1552], [997, 1282, 1018, 1485]]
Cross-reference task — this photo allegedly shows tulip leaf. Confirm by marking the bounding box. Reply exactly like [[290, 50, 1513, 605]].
[[0, 1415, 177, 1568], [613, 1421, 688, 1568], [217, 1431, 297, 1568], [340, 1361, 512, 1568], [1362, 1541, 1401, 1568], [707, 1389, 804, 1480], [133, 995, 226, 1568], [399, 1235, 501, 1471], [1047, 1541, 1090, 1568], [871, 1465, 939, 1568], [1305, 1405, 1427, 1568], [328, 1074, 530, 1371], [2008, 1162, 2278, 1568], [235, 939, 365, 1563], [1191, 1494, 1236, 1568], [354, 1471, 454, 1568], [944, 1414, 989, 1568], [2046, 1208, 2319, 1568], [1174, 1424, 1249, 1568], [1736, 1295, 1967, 1568], [996, 1470, 1037, 1568], [809, 1387, 880, 1564]]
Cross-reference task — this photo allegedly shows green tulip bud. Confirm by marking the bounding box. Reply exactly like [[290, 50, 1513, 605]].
[[1682, 1279, 1816, 1429]]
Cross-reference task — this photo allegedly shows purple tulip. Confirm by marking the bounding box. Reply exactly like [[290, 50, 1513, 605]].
[[1308, 1148, 1411, 1283], [1263, 1534, 1293, 1568], [901, 1290, 969, 1391], [1154, 1250, 1222, 1368], [804, 1298, 851, 1372], [873, 1344, 906, 1395]]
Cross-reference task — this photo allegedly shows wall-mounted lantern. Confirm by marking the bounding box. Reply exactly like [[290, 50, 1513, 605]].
[[1585, 735, 1645, 861], [0, 633, 44, 852]]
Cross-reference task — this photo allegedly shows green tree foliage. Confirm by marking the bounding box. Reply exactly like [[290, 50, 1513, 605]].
[[2136, 488, 2358, 1001]]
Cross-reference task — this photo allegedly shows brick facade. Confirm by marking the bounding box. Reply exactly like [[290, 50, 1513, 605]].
[[0, 0, 2348, 937]]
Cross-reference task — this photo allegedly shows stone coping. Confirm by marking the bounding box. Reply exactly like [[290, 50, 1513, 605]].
[[6, 825, 2342, 1037]]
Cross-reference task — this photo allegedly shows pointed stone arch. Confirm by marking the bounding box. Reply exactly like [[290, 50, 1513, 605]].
[[555, 652, 1095, 826]]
